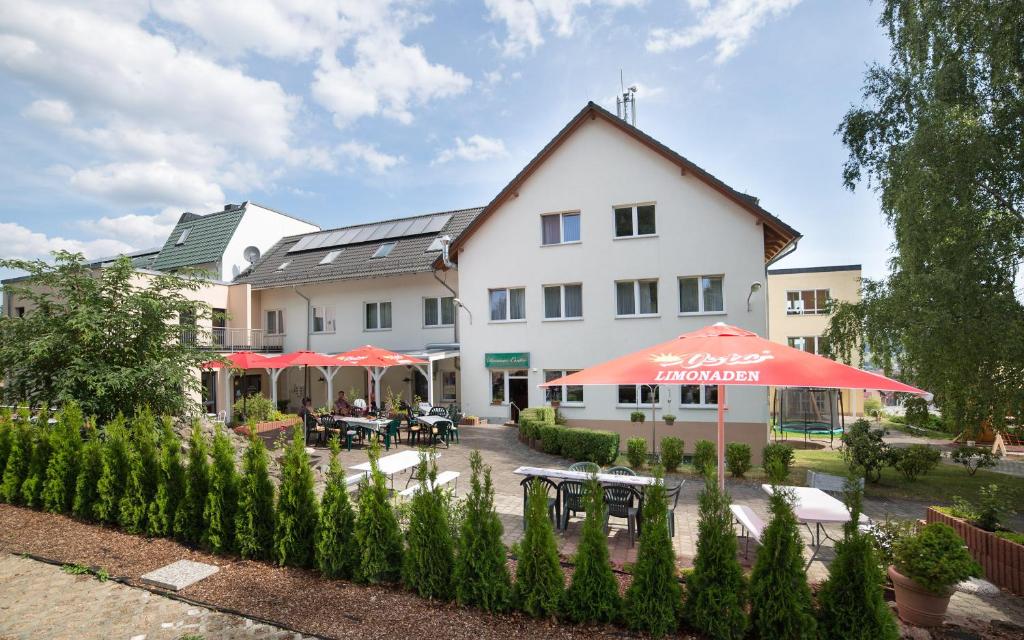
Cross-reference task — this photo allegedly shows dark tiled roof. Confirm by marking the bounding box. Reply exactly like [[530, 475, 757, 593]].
[[235, 207, 484, 289], [768, 264, 862, 275], [152, 206, 246, 271]]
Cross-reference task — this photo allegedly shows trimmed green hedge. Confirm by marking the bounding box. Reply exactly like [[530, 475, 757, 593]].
[[517, 408, 619, 466]]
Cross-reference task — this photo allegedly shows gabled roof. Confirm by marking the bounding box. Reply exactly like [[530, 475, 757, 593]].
[[235, 207, 483, 289], [768, 264, 861, 276], [437, 101, 801, 267], [152, 205, 246, 271]]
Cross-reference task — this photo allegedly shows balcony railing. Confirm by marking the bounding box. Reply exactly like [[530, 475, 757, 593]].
[[180, 328, 283, 352]]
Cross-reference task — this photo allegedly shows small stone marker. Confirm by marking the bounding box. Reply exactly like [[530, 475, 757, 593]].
[[140, 560, 219, 591]]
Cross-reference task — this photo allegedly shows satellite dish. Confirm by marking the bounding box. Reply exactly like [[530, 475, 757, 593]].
[[243, 246, 261, 263]]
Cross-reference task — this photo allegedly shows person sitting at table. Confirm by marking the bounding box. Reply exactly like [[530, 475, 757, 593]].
[[333, 390, 352, 416], [297, 397, 320, 444]]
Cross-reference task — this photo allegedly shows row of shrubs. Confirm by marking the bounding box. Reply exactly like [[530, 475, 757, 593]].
[[842, 419, 943, 482], [624, 436, 796, 479], [518, 407, 620, 465]]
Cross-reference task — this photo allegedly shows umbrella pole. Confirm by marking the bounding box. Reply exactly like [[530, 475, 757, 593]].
[[717, 384, 726, 490]]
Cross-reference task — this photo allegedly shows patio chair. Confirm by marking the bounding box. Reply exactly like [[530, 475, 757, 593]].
[[607, 466, 637, 476], [377, 418, 402, 451], [430, 420, 452, 448], [520, 476, 560, 530], [337, 419, 360, 452], [321, 415, 343, 445], [558, 480, 588, 530], [446, 405, 461, 444], [304, 412, 325, 446], [404, 407, 423, 446], [429, 406, 449, 416], [569, 461, 599, 474], [666, 481, 685, 538], [604, 484, 642, 546]]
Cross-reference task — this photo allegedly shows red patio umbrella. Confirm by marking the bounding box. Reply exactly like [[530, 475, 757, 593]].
[[201, 352, 275, 422], [542, 323, 925, 488], [262, 350, 353, 406], [332, 345, 427, 412]]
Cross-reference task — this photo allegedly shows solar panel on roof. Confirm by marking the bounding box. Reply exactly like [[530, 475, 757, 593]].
[[425, 215, 450, 233], [287, 212, 456, 254], [367, 222, 395, 241], [406, 217, 430, 235], [351, 227, 374, 243], [290, 236, 314, 252], [390, 219, 414, 236]]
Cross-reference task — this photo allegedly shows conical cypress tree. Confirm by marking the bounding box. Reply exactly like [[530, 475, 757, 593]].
[[0, 408, 13, 481], [354, 441, 403, 584], [237, 432, 277, 561], [175, 422, 210, 544], [563, 477, 621, 624], [203, 424, 240, 552], [684, 476, 748, 640], [119, 409, 160, 533], [42, 401, 84, 513], [816, 485, 898, 640], [315, 437, 357, 577], [749, 487, 816, 639], [455, 450, 512, 612], [274, 427, 318, 567], [72, 437, 103, 520], [402, 452, 453, 598], [0, 412, 33, 504], [21, 408, 54, 508], [514, 477, 564, 618], [147, 418, 186, 537], [95, 414, 130, 523], [624, 469, 681, 638]]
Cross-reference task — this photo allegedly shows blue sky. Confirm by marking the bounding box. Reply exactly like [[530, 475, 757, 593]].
[[0, 1, 893, 281]]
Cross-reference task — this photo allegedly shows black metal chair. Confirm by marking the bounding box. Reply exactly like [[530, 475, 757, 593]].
[[666, 481, 685, 538], [321, 415, 341, 445], [304, 412, 324, 446], [428, 406, 449, 416], [604, 484, 643, 546], [430, 419, 452, 448], [404, 407, 422, 446], [520, 476, 560, 529], [558, 480, 587, 530]]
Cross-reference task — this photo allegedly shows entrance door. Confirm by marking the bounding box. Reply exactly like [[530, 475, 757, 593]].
[[509, 377, 529, 422], [201, 371, 217, 415]]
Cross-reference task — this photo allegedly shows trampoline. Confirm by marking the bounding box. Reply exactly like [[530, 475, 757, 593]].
[[772, 387, 846, 447]]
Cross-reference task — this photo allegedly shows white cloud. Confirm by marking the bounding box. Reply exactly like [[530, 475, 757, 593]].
[[485, 0, 642, 57], [337, 142, 404, 174], [647, 0, 803, 63], [69, 161, 225, 210], [82, 208, 183, 250], [434, 135, 508, 164], [22, 99, 74, 125], [1, 221, 133, 261]]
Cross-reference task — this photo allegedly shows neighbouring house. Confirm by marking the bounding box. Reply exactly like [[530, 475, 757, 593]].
[[766, 264, 866, 418]]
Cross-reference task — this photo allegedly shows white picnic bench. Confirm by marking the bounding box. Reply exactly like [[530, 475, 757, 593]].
[[729, 504, 766, 558], [350, 450, 440, 491], [761, 484, 872, 567], [398, 470, 460, 498]]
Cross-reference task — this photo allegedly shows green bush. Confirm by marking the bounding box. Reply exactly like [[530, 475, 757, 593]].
[[514, 478, 564, 618], [995, 531, 1024, 545], [886, 444, 940, 481], [762, 443, 794, 481], [42, 402, 83, 514], [558, 428, 619, 466], [684, 476, 747, 639], [626, 437, 647, 469], [147, 419, 186, 538], [232, 393, 278, 424], [725, 443, 751, 478], [94, 415, 130, 523], [950, 446, 999, 475], [841, 420, 889, 483], [20, 410, 53, 508], [975, 483, 1016, 531], [863, 397, 884, 422], [1, 414, 32, 504], [518, 406, 555, 425], [562, 478, 621, 624], [893, 523, 981, 593], [902, 397, 930, 429], [355, 443, 404, 584], [538, 424, 562, 454], [275, 428, 318, 568], [624, 471, 682, 638], [749, 488, 816, 639], [402, 452, 454, 598], [455, 450, 512, 612], [692, 439, 716, 476], [175, 422, 210, 544], [0, 410, 11, 481], [118, 409, 160, 534], [660, 437, 684, 472], [315, 437, 357, 578], [236, 432, 277, 561], [72, 437, 103, 520], [630, 411, 646, 423], [816, 486, 898, 640], [203, 425, 240, 552], [865, 518, 915, 575]]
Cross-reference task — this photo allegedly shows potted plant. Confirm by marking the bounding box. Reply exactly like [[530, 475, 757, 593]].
[[663, 413, 676, 426], [888, 522, 982, 626], [630, 411, 646, 423]]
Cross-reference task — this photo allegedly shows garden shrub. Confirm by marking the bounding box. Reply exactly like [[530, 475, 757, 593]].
[[660, 437, 683, 472], [403, 452, 454, 598], [893, 523, 981, 593], [626, 437, 647, 469], [514, 478, 564, 618], [518, 406, 555, 425], [886, 444, 940, 481], [118, 409, 160, 534], [630, 411, 646, 423], [558, 428, 619, 466], [315, 438, 357, 578], [147, 418, 186, 538], [762, 443, 794, 481], [816, 485, 898, 640], [232, 393, 278, 423], [684, 476, 747, 640], [624, 470, 682, 639], [175, 422, 210, 544], [562, 478, 621, 624], [749, 488, 816, 639], [455, 450, 512, 612], [902, 396, 930, 429], [950, 446, 999, 475], [725, 443, 751, 478], [863, 397, 884, 422], [974, 483, 1015, 531], [841, 420, 889, 482], [538, 424, 562, 454], [692, 439, 716, 476], [43, 402, 83, 514], [20, 409, 53, 507], [865, 518, 915, 575], [355, 443, 403, 584], [203, 425, 240, 552], [94, 414, 130, 523], [275, 428, 318, 568], [0, 410, 11, 482], [72, 436, 103, 520], [0, 414, 32, 504]]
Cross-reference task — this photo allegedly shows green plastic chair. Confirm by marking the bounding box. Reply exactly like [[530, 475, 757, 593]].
[[379, 418, 402, 451], [569, 461, 599, 474]]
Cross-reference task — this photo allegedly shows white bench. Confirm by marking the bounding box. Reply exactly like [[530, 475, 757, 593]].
[[345, 472, 367, 492], [398, 471, 460, 498], [730, 504, 766, 557], [806, 470, 864, 495]]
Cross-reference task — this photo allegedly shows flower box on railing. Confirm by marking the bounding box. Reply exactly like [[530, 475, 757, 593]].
[[233, 417, 300, 437], [926, 506, 1024, 595]]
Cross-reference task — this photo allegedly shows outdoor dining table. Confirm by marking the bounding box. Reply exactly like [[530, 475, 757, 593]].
[[415, 414, 453, 447], [350, 450, 436, 490], [761, 484, 868, 567], [513, 466, 661, 486]]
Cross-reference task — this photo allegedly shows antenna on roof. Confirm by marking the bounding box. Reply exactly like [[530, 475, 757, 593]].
[[615, 69, 637, 126]]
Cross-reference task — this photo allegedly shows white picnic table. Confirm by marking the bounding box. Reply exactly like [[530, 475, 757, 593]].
[[336, 416, 390, 433], [415, 414, 451, 426], [761, 484, 870, 566], [350, 450, 438, 490], [513, 466, 660, 487]]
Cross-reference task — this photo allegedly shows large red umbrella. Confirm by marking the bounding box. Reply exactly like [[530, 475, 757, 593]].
[[262, 350, 353, 407], [332, 345, 427, 411], [201, 351, 273, 370], [542, 323, 925, 488]]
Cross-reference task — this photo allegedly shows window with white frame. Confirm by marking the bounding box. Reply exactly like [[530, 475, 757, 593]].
[[265, 309, 284, 335], [788, 336, 828, 356], [372, 242, 396, 258], [424, 296, 455, 327], [617, 384, 659, 406], [543, 284, 583, 320], [786, 289, 830, 315], [613, 203, 656, 238], [680, 384, 718, 407], [616, 279, 658, 316], [311, 305, 336, 333], [544, 370, 583, 405], [441, 371, 457, 402], [541, 211, 581, 245], [679, 275, 725, 313], [365, 301, 392, 330], [489, 287, 526, 321]]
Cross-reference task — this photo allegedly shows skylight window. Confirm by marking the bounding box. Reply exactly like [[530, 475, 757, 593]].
[[319, 249, 343, 265], [426, 237, 444, 252], [372, 242, 396, 258], [175, 228, 191, 245], [277, 261, 290, 271]]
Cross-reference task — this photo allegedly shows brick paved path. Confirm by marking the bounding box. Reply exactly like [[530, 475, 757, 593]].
[[0, 555, 313, 640]]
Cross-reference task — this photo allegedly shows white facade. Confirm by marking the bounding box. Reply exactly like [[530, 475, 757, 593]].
[[220, 204, 319, 281]]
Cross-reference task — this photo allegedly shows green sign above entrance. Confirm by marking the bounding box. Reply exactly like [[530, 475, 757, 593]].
[[485, 352, 530, 368]]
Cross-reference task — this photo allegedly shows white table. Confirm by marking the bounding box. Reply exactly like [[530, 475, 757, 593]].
[[351, 450, 438, 490], [513, 466, 660, 487], [761, 484, 866, 566], [415, 414, 454, 447]]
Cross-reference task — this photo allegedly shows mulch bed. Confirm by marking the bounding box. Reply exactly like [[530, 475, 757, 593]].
[[0, 504, 691, 640]]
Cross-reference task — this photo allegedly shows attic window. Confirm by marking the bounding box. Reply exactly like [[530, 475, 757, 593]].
[[277, 261, 291, 271], [319, 249, 343, 265], [426, 237, 444, 252], [372, 242, 396, 258], [175, 228, 191, 245]]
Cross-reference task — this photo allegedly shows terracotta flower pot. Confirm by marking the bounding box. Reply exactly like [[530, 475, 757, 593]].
[[888, 565, 954, 627]]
